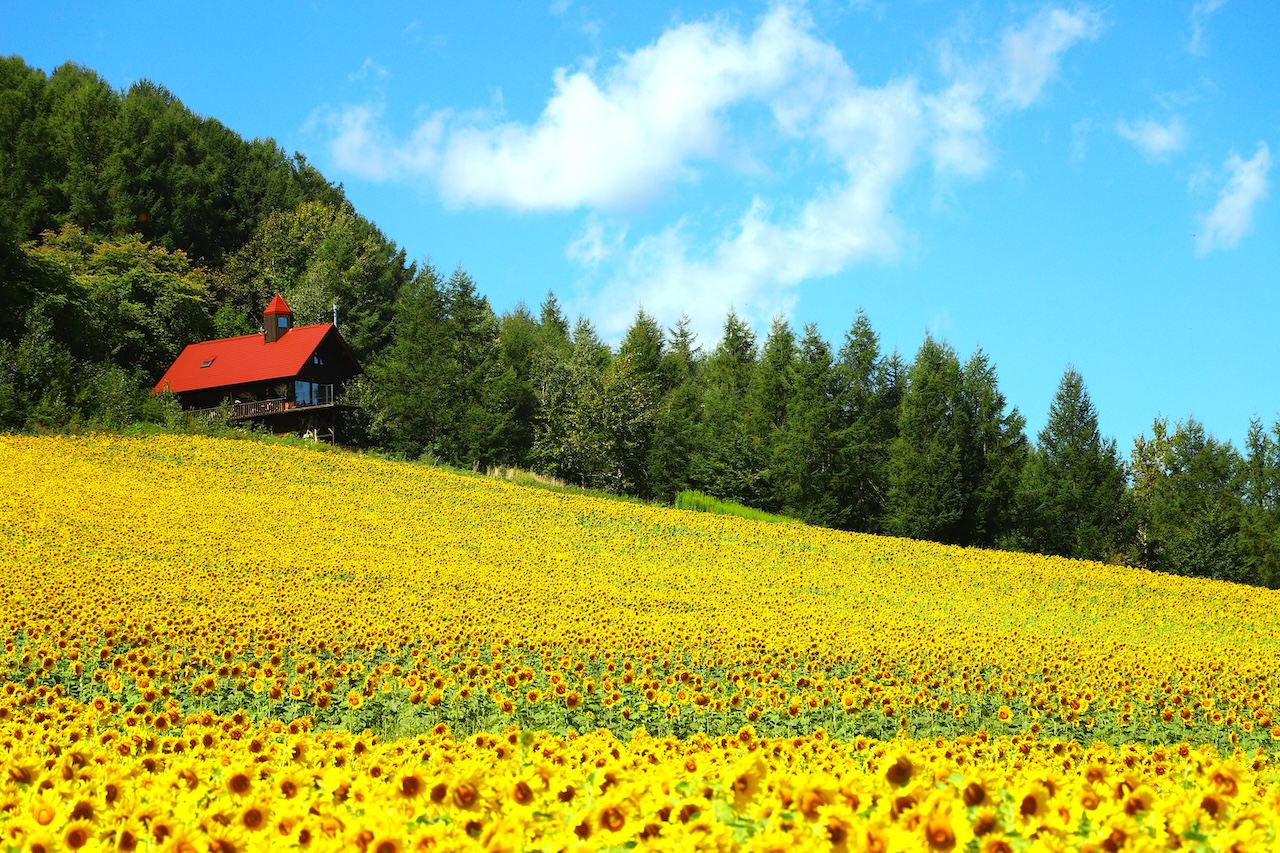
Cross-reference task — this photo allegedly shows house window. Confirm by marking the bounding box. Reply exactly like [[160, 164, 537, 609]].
[[277, 316, 289, 328], [313, 355, 324, 365], [295, 381, 316, 406], [200, 359, 214, 368]]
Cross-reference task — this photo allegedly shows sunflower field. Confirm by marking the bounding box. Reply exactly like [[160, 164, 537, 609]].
[[3, 433, 1280, 851]]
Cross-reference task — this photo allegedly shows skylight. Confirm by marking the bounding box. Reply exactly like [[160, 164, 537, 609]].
[[200, 359, 214, 368]]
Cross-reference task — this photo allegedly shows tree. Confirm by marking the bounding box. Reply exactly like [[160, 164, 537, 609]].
[[648, 316, 703, 503], [1018, 367, 1128, 561], [357, 265, 450, 458], [0, 57, 58, 240], [693, 311, 762, 504], [744, 316, 797, 512], [25, 224, 216, 378], [778, 323, 842, 526], [492, 303, 542, 466], [531, 317, 612, 486], [1129, 418, 1248, 582], [1240, 417, 1280, 587], [830, 310, 897, 533], [885, 335, 966, 543], [957, 349, 1027, 548], [224, 200, 411, 360], [435, 268, 516, 467]]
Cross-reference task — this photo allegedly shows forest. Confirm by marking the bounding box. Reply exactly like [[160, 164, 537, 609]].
[[3, 56, 1278, 587]]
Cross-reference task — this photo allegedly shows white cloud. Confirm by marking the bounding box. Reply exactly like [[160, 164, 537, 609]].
[[1116, 116, 1187, 160], [997, 7, 1103, 108], [1196, 142, 1271, 255], [321, 4, 1101, 340], [437, 6, 849, 211], [1189, 0, 1229, 56], [925, 81, 988, 176]]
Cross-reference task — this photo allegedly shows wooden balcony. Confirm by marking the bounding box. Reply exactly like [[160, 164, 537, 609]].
[[195, 385, 338, 420]]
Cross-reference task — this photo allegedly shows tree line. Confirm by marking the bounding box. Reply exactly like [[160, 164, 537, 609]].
[[2, 56, 1277, 587]]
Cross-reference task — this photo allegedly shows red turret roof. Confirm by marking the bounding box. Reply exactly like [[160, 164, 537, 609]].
[[153, 323, 339, 394], [264, 293, 292, 316]]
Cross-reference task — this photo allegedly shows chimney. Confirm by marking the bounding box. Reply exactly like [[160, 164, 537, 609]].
[[264, 294, 293, 343]]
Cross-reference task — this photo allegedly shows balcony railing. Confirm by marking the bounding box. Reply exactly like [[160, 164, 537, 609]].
[[195, 385, 337, 420]]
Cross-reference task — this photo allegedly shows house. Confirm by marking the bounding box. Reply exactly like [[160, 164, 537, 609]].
[[154, 294, 361, 441]]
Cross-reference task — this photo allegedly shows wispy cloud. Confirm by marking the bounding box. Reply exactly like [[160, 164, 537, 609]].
[[1189, 0, 1229, 56], [997, 7, 1104, 108], [1116, 116, 1187, 160], [566, 219, 627, 267], [348, 58, 390, 83], [1196, 142, 1271, 255]]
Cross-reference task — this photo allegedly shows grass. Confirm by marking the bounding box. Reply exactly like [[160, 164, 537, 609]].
[[674, 489, 798, 525]]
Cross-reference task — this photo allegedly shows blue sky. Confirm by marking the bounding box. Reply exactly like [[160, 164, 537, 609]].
[[8, 1, 1277, 451]]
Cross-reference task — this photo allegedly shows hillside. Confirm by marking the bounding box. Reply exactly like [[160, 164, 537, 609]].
[[4, 433, 1280, 851], [4, 433, 1277, 748]]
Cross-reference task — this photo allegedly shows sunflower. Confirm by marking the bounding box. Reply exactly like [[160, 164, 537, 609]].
[[60, 820, 94, 851], [159, 824, 204, 853], [239, 797, 272, 833], [978, 834, 1016, 853], [386, 768, 423, 805], [1012, 780, 1054, 834], [28, 795, 59, 829], [20, 828, 59, 853], [730, 757, 767, 811]]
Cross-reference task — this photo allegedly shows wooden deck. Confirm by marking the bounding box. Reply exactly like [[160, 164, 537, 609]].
[[195, 385, 338, 420]]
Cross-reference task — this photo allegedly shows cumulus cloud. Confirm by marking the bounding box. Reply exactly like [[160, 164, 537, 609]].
[[1189, 0, 1229, 56], [1196, 142, 1271, 255], [997, 7, 1103, 108], [1116, 116, 1187, 160], [325, 5, 848, 211], [321, 4, 1102, 339]]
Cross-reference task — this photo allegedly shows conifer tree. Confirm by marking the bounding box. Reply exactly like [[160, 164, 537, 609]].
[[831, 310, 896, 532], [779, 323, 841, 526], [1019, 367, 1127, 560], [885, 335, 966, 543], [957, 349, 1027, 548], [648, 316, 702, 503], [693, 311, 761, 504]]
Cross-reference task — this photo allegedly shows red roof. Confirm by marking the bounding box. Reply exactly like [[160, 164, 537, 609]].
[[154, 323, 338, 394], [264, 293, 292, 316]]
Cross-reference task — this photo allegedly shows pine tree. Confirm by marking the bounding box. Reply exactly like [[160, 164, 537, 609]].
[[831, 310, 896, 532], [779, 323, 841, 525], [885, 335, 966, 543], [744, 316, 797, 512], [648, 316, 702, 503], [693, 311, 760, 504], [957, 349, 1027, 548], [1019, 367, 1127, 560]]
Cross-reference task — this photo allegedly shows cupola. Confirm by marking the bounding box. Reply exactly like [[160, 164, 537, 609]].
[[264, 294, 293, 343]]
